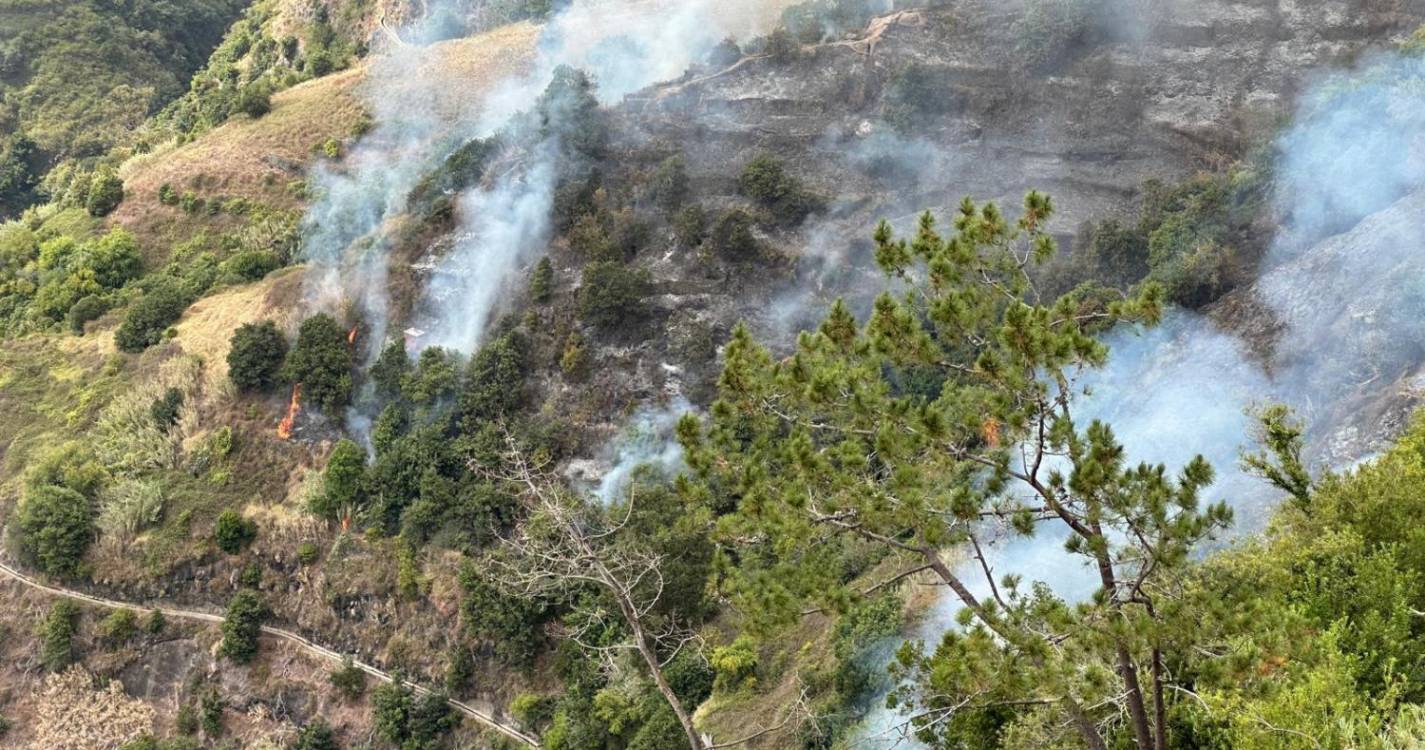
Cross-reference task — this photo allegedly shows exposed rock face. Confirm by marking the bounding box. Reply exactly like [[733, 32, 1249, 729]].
[[1214, 188, 1425, 463], [631, 0, 1422, 231]]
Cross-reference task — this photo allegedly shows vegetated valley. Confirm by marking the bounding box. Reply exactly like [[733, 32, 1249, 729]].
[[2, 1, 1425, 749]]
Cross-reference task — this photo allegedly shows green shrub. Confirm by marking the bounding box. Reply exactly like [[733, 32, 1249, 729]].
[[199, 688, 224, 737], [459, 332, 528, 426], [372, 679, 456, 748], [711, 636, 759, 693], [707, 37, 742, 67], [146, 609, 166, 634], [738, 154, 822, 225], [297, 542, 319, 565], [329, 656, 367, 700], [98, 608, 139, 647], [560, 331, 588, 380], [158, 183, 179, 206], [179, 191, 203, 214], [674, 205, 708, 248], [763, 27, 801, 64], [459, 566, 546, 665], [86, 170, 125, 217], [87, 230, 143, 288], [213, 509, 256, 554], [512, 693, 556, 730], [115, 281, 190, 353], [238, 560, 262, 588], [281, 314, 353, 411], [370, 338, 411, 400], [13, 484, 93, 577], [709, 209, 759, 260], [314, 439, 365, 520], [218, 250, 280, 283], [444, 645, 475, 694], [649, 155, 690, 212], [578, 261, 652, 331], [1014, 0, 1096, 72], [38, 600, 80, 672], [292, 719, 339, 750], [227, 320, 288, 392], [530, 256, 554, 303], [149, 387, 184, 429], [218, 590, 267, 663], [67, 295, 107, 334], [235, 84, 271, 119]]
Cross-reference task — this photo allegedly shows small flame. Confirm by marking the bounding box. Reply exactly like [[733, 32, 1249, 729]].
[[348, 327, 358, 346], [278, 384, 303, 440], [982, 417, 1001, 449]]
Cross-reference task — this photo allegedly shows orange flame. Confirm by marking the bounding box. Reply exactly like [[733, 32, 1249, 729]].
[[277, 383, 302, 440], [347, 326, 358, 346], [982, 417, 1001, 448]]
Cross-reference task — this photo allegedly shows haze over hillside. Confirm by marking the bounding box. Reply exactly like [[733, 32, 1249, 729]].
[[3, 2, 1425, 749]]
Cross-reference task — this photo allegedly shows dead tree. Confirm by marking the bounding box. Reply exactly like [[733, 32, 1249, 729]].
[[479, 441, 708, 750]]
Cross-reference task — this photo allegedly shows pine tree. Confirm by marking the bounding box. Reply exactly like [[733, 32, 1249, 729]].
[[680, 194, 1230, 748]]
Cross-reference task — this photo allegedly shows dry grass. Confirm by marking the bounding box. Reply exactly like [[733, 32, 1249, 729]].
[[171, 266, 306, 390], [25, 667, 157, 750], [110, 20, 544, 263], [112, 69, 366, 257]]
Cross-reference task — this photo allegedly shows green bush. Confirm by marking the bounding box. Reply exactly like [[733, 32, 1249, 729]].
[[67, 295, 107, 334], [370, 338, 410, 400], [291, 719, 339, 750], [281, 314, 353, 411], [709, 209, 760, 260], [330, 656, 367, 700], [674, 205, 708, 248], [314, 439, 365, 520], [227, 320, 288, 392], [149, 387, 184, 429], [649, 155, 690, 212], [235, 84, 271, 119], [115, 281, 190, 353], [97, 608, 138, 647], [711, 636, 759, 693], [763, 28, 801, 64], [738, 154, 822, 225], [578, 261, 652, 331], [217, 590, 267, 663], [459, 566, 546, 665], [86, 170, 125, 217], [157, 183, 179, 206], [460, 332, 528, 427], [39, 600, 80, 672], [13, 484, 94, 577], [530, 256, 554, 303], [218, 250, 280, 283], [372, 679, 456, 748], [213, 509, 256, 554], [1014, 0, 1097, 72], [512, 693, 556, 730], [297, 542, 319, 565]]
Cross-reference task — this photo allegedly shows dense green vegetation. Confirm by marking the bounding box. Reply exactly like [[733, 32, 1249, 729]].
[[0, 0, 249, 218]]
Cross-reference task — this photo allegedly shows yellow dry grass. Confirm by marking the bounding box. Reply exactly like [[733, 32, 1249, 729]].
[[171, 266, 306, 389], [113, 69, 366, 253], [25, 667, 156, 750]]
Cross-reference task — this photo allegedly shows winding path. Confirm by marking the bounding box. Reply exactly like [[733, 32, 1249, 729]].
[[0, 559, 540, 748]]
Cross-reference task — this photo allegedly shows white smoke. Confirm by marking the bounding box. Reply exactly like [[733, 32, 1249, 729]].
[[855, 46, 1425, 747], [590, 396, 692, 505]]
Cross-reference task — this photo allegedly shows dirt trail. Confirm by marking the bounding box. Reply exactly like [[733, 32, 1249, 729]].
[[0, 559, 540, 748]]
